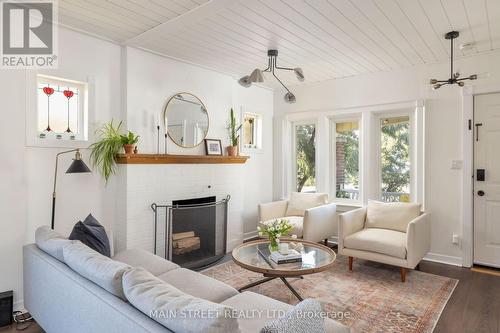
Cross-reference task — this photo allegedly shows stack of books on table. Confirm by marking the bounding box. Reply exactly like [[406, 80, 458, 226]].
[[270, 250, 302, 264], [257, 244, 303, 264]]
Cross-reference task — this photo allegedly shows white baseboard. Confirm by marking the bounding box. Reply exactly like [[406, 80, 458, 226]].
[[14, 300, 25, 312], [424, 252, 463, 267]]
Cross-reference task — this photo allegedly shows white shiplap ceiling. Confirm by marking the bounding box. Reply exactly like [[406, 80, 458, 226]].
[[59, 0, 500, 86]]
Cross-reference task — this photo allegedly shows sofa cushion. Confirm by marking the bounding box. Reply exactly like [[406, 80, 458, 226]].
[[63, 241, 130, 300], [262, 216, 304, 238], [35, 226, 75, 262], [123, 267, 240, 333], [158, 268, 238, 303], [344, 228, 407, 259], [365, 201, 421, 232], [69, 214, 111, 257], [285, 192, 329, 217], [113, 248, 180, 276], [222, 291, 349, 333], [261, 298, 326, 333]]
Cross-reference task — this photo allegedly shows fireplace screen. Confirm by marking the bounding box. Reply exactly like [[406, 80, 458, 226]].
[[151, 195, 229, 270]]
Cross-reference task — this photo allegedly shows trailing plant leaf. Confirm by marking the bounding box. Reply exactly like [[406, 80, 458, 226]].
[[89, 120, 124, 183]]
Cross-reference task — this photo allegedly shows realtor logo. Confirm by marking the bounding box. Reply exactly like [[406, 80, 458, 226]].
[[1, 0, 58, 68]]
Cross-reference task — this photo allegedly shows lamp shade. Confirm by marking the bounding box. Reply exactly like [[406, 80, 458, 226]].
[[249, 69, 264, 83], [66, 159, 91, 173], [238, 75, 252, 88], [294, 68, 305, 82], [65, 151, 91, 174], [284, 92, 296, 104]]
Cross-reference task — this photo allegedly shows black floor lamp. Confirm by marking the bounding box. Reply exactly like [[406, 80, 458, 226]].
[[52, 149, 91, 229]]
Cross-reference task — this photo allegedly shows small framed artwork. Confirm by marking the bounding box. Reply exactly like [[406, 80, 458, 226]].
[[204, 139, 223, 155]]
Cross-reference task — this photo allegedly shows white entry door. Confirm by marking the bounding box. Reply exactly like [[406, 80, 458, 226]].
[[474, 93, 500, 268]]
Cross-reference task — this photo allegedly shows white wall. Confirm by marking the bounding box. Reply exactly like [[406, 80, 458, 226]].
[[115, 47, 273, 251], [274, 51, 500, 265], [0, 28, 122, 308], [0, 28, 273, 307]]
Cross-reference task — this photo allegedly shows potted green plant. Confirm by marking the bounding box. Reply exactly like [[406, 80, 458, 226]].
[[226, 108, 242, 157], [121, 131, 140, 154], [89, 120, 127, 182]]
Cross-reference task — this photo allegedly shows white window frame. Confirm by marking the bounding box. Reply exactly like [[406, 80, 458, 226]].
[[329, 115, 363, 205], [240, 110, 263, 152], [374, 110, 416, 203], [291, 119, 318, 193], [26, 72, 91, 148], [279, 101, 424, 206]]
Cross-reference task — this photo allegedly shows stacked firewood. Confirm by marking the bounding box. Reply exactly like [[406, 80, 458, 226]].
[[172, 231, 200, 255]]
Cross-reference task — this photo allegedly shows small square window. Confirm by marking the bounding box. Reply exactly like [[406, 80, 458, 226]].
[[242, 112, 262, 150], [36, 75, 87, 141]]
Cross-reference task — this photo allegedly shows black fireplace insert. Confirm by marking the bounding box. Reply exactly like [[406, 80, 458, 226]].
[[151, 196, 229, 270]]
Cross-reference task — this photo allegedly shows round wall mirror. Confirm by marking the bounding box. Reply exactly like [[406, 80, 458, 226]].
[[164, 93, 209, 148]]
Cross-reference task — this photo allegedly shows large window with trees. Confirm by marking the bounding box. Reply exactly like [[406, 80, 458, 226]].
[[380, 116, 411, 202], [334, 120, 360, 201], [287, 104, 421, 206], [294, 123, 316, 193]]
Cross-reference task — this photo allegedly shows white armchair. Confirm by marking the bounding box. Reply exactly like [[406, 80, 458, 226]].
[[338, 201, 430, 282], [258, 192, 337, 244]]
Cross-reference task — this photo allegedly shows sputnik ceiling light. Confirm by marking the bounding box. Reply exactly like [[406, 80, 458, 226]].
[[238, 49, 304, 103], [430, 31, 477, 89]]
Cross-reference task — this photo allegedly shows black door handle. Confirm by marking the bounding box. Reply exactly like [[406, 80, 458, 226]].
[[478, 190, 485, 196], [475, 123, 483, 141]]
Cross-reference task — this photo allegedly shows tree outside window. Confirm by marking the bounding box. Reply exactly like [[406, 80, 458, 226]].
[[295, 124, 316, 193], [380, 116, 410, 202], [335, 121, 359, 200]]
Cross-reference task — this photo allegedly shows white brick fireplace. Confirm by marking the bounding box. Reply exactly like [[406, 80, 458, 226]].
[[113, 163, 245, 254]]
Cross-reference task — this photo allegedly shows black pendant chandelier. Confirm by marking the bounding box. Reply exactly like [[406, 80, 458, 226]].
[[238, 49, 304, 103], [430, 31, 477, 89]]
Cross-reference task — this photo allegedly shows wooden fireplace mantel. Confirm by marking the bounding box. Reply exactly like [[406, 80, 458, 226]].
[[115, 154, 249, 164]]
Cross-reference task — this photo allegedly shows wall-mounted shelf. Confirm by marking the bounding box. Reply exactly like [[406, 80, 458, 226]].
[[115, 154, 249, 164]]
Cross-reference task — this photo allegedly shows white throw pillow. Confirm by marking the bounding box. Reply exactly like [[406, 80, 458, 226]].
[[123, 267, 240, 333], [285, 192, 329, 217], [365, 200, 421, 232], [35, 226, 75, 262], [63, 241, 130, 300]]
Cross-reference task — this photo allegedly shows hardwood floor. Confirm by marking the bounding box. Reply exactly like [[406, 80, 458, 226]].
[[0, 321, 43, 333], [419, 260, 500, 333]]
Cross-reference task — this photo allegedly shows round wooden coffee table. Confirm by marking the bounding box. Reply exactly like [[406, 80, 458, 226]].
[[231, 239, 336, 301]]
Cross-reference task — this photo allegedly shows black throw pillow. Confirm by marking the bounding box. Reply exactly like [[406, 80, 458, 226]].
[[69, 214, 111, 257]]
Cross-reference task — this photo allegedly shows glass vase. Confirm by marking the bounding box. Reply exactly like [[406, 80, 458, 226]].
[[268, 236, 279, 252]]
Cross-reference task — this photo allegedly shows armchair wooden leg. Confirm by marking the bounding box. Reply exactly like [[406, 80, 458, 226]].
[[400, 268, 407, 282], [324, 238, 328, 246], [348, 257, 353, 271]]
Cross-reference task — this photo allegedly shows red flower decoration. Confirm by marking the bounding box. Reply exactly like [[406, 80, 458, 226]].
[[43, 87, 54, 96], [63, 90, 74, 98]]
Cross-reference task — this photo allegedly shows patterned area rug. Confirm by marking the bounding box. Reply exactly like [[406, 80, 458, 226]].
[[202, 255, 457, 333]]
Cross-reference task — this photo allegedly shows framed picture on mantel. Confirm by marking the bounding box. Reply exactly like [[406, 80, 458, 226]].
[[204, 139, 222, 155]]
